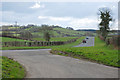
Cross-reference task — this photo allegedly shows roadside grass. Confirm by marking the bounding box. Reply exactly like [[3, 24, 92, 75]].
[[51, 37, 119, 67], [2, 37, 85, 50], [1, 37, 29, 42], [33, 37, 77, 41], [1, 56, 25, 78]]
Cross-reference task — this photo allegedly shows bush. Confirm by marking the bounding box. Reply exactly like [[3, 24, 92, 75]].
[[112, 36, 120, 48], [106, 35, 120, 49]]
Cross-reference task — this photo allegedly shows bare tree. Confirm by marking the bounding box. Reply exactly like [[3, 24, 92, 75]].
[[20, 31, 33, 39], [40, 25, 53, 41]]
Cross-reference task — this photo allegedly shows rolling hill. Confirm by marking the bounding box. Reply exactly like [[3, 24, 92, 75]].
[[1, 25, 96, 38]]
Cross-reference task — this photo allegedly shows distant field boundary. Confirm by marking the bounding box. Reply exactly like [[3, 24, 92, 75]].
[[1, 38, 78, 47], [1, 35, 34, 41]]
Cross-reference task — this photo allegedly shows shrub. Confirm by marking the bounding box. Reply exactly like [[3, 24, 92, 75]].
[[112, 35, 120, 48]]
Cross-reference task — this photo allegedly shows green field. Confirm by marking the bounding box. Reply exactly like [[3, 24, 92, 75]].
[[51, 37, 119, 67], [30, 27, 89, 37], [30, 27, 87, 37], [1, 56, 25, 78], [2, 26, 95, 37], [33, 37, 77, 41], [53, 28, 85, 36], [1, 37, 77, 42], [1, 37, 28, 42]]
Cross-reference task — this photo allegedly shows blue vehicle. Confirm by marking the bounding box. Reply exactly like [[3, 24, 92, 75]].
[[86, 37, 89, 39]]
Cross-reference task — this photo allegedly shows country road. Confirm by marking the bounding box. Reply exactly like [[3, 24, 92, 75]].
[[2, 49, 118, 78], [74, 37, 94, 47]]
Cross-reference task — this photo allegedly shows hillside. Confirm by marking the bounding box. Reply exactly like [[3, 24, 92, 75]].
[[0, 37, 29, 42], [1, 26, 96, 38], [53, 28, 86, 37]]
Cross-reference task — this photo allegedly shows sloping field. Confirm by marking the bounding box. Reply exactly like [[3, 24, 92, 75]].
[[53, 28, 85, 36], [33, 37, 77, 41], [0, 37, 28, 42]]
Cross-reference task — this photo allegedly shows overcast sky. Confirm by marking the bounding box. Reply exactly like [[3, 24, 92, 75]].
[[1, 2, 118, 30]]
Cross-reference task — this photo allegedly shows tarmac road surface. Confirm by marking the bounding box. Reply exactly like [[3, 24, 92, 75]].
[[2, 49, 118, 78], [74, 37, 94, 47]]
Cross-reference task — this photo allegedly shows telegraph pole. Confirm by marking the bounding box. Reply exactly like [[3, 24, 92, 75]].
[[15, 21, 17, 26], [15, 21, 17, 41]]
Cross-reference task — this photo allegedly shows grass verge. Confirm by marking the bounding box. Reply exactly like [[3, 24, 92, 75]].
[[1, 56, 25, 79], [51, 37, 119, 67]]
